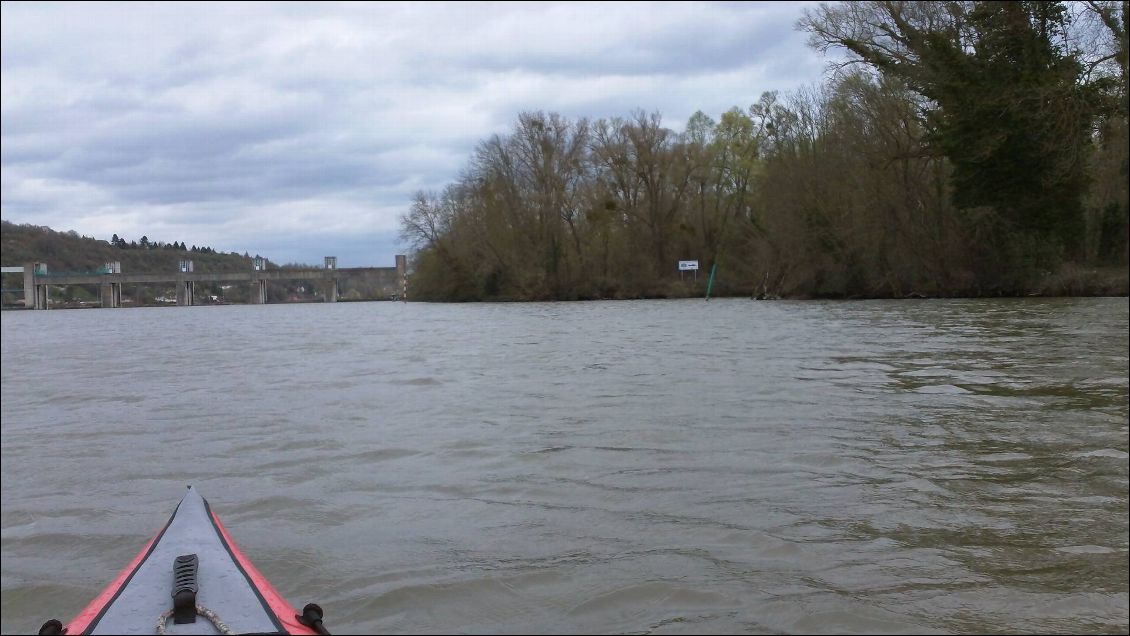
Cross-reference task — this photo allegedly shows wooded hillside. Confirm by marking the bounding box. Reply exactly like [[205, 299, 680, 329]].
[[0, 221, 260, 274]]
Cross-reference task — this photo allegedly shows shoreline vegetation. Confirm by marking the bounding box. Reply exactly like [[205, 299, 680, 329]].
[[515, 264, 1130, 302], [400, 1, 1129, 303], [400, 263, 1129, 303]]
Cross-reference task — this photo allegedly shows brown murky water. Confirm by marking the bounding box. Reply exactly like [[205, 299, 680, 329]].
[[2, 298, 1127, 634]]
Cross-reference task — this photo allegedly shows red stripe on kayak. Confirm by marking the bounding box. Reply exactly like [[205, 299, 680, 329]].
[[210, 510, 319, 635], [67, 525, 167, 635]]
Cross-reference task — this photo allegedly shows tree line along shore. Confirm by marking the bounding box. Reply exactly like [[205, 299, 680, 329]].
[[400, 1, 1129, 301]]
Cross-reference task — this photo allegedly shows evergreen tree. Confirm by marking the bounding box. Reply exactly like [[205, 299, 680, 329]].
[[801, 0, 1097, 262]]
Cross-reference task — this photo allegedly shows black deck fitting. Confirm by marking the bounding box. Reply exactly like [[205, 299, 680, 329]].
[[172, 553, 199, 624]]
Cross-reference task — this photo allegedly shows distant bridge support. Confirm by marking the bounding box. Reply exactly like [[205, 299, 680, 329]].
[[249, 279, 266, 304], [12, 254, 407, 310], [22, 264, 36, 308], [32, 284, 48, 310], [176, 280, 195, 306], [100, 283, 122, 308], [324, 256, 338, 303], [396, 255, 407, 301], [22, 262, 51, 309]]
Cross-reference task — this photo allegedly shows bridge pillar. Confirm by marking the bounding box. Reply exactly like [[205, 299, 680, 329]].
[[23, 263, 35, 308], [396, 254, 407, 301], [249, 279, 266, 304], [176, 280, 195, 306], [33, 284, 49, 310], [326, 278, 338, 303], [100, 283, 122, 308]]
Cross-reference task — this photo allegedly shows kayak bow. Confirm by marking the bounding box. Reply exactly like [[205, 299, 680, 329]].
[[41, 486, 326, 635]]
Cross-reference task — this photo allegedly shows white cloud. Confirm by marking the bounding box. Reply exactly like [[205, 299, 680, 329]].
[[1, 1, 828, 266]]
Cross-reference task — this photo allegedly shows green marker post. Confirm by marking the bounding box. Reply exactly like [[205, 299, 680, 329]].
[[705, 262, 717, 301]]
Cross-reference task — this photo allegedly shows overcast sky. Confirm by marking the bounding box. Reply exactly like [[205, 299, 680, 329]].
[[2, 1, 830, 267]]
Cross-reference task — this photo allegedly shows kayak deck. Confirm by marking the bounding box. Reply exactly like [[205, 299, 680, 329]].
[[63, 486, 319, 635]]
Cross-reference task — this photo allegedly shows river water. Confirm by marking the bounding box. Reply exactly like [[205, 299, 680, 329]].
[[1, 298, 1127, 634]]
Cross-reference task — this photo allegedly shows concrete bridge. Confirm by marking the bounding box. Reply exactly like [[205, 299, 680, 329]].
[[6, 255, 407, 309]]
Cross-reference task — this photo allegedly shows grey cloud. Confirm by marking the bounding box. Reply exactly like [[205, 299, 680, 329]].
[[445, 7, 803, 77], [1, 1, 827, 265]]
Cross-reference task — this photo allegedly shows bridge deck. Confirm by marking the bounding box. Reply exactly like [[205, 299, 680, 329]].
[[28, 267, 397, 286]]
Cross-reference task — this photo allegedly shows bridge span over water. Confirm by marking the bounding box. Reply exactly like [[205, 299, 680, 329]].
[[4, 255, 407, 309]]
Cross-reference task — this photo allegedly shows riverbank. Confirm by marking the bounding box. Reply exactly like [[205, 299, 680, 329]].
[[409, 265, 1129, 302]]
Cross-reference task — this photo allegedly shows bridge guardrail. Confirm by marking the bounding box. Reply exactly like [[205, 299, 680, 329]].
[[33, 270, 113, 277]]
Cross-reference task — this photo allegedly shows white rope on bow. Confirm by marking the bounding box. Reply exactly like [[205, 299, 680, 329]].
[[155, 603, 232, 635]]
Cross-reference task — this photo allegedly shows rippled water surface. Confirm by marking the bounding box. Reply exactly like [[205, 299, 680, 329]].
[[2, 298, 1128, 634]]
